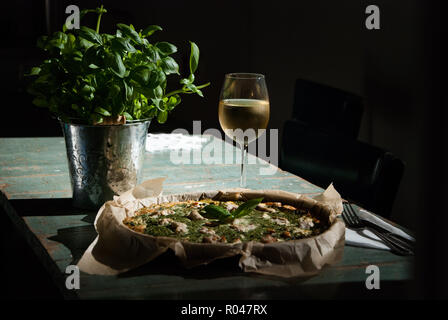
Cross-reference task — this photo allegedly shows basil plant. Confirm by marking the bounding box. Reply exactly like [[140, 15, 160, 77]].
[[27, 6, 210, 124]]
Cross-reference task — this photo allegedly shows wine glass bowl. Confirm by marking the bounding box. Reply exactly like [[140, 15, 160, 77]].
[[218, 73, 270, 187]]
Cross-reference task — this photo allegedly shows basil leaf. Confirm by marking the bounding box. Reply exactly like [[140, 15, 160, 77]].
[[123, 112, 133, 121], [83, 45, 103, 69], [142, 25, 162, 37], [27, 67, 41, 76], [166, 95, 181, 110], [77, 37, 93, 50], [112, 93, 126, 115], [148, 69, 166, 88], [160, 56, 179, 75], [131, 65, 152, 86], [157, 110, 168, 123], [90, 113, 103, 124], [202, 204, 232, 221], [232, 198, 264, 219], [32, 97, 48, 108], [180, 78, 191, 85], [144, 45, 160, 63], [155, 42, 177, 55], [151, 97, 161, 108], [123, 80, 133, 101], [189, 41, 199, 74], [184, 83, 203, 97], [94, 107, 111, 116], [117, 23, 142, 44], [78, 26, 102, 45], [108, 52, 126, 78], [37, 36, 48, 50], [109, 83, 121, 98], [110, 37, 136, 55], [152, 86, 163, 99]]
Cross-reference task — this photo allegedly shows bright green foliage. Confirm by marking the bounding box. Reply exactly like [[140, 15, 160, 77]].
[[202, 198, 264, 223], [26, 6, 210, 124]]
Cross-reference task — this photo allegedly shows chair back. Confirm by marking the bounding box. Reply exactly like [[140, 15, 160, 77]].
[[293, 78, 364, 138], [281, 119, 404, 218]]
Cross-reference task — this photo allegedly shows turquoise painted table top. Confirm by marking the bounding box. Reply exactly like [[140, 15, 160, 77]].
[[0, 136, 412, 299]]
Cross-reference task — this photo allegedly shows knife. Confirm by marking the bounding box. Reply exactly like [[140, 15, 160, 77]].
[[343, 202, 415, 255], [360, 218, 415, 253]]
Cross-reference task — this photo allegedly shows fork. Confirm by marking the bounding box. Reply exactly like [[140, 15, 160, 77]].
[[342, 203, 414, 256]]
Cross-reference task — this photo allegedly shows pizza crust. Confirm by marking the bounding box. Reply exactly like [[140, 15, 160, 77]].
[[78, 179, 345, 278]]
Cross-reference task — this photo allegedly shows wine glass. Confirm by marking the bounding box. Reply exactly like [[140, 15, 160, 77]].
[[218, 73, 270, 187]]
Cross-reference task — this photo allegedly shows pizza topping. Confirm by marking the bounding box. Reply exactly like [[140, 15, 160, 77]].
[[202, 235, 221, 243], [292, 227, 313, 237], [154, 209, 175, 216], [261, 234, 277, 243], [262, 213, 271, 220], [189, 201, 207, 209], [282, 231, 292, 238], [157, 218, 188, 234], [298, 216, 314, 229], [160, 218, 173, 226], [232, 218, 257, 232], [123, 198, 327, 243], [133, 225, 146, 233], [272, 217, 290, 226], [256, 203, 276, 213], [225, 201, 239, 212], [199, 226, 216, 235], [188, 210, 205, 221], [171, 221, 188, 234], [282, 204, 297, 211], [265, 202, 282, 207]]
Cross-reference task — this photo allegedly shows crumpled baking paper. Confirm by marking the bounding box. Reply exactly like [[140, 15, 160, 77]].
[[77, 178, 345, 278], [312, 183, 344, 215]]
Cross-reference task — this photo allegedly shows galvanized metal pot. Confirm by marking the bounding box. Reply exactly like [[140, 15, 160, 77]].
[[61, 120, 150, 210]]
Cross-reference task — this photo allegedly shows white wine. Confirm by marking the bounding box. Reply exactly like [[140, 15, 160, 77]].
[[218, 98, 270, 143], [218, 73, 269, 187]]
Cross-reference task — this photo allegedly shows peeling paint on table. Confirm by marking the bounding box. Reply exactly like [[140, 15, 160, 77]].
[[0, 136, 413, 299]]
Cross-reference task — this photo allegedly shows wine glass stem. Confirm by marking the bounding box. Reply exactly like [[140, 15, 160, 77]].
[[240, 141, 248, 188]]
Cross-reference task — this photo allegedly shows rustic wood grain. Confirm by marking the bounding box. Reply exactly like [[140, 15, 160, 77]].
[[0, 136, 413, 299]]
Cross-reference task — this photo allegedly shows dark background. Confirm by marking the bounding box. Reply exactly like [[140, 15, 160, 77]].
[[0, 0, 433, 230], [0, 0, 447, 298]]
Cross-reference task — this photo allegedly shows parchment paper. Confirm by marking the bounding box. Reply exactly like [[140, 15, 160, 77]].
[[78, 178, 345, 278], [312, 183, 344, 215]]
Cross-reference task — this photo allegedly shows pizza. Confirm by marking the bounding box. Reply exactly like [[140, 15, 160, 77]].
[[123, 198, 330, 244]]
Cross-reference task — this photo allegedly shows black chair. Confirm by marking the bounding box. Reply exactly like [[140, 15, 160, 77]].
[[280, 119, 404, 218], [293, 78, 364, 138]]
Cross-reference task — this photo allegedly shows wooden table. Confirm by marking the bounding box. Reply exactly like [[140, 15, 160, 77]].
[[0, 135, 413, 299]]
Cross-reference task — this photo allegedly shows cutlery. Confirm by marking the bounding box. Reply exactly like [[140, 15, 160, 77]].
[[358, 217, 415, 249], [342, 202, 414, 256]]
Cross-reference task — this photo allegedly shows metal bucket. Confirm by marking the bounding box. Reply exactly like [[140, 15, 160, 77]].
[[61, 120, 150, 209]]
